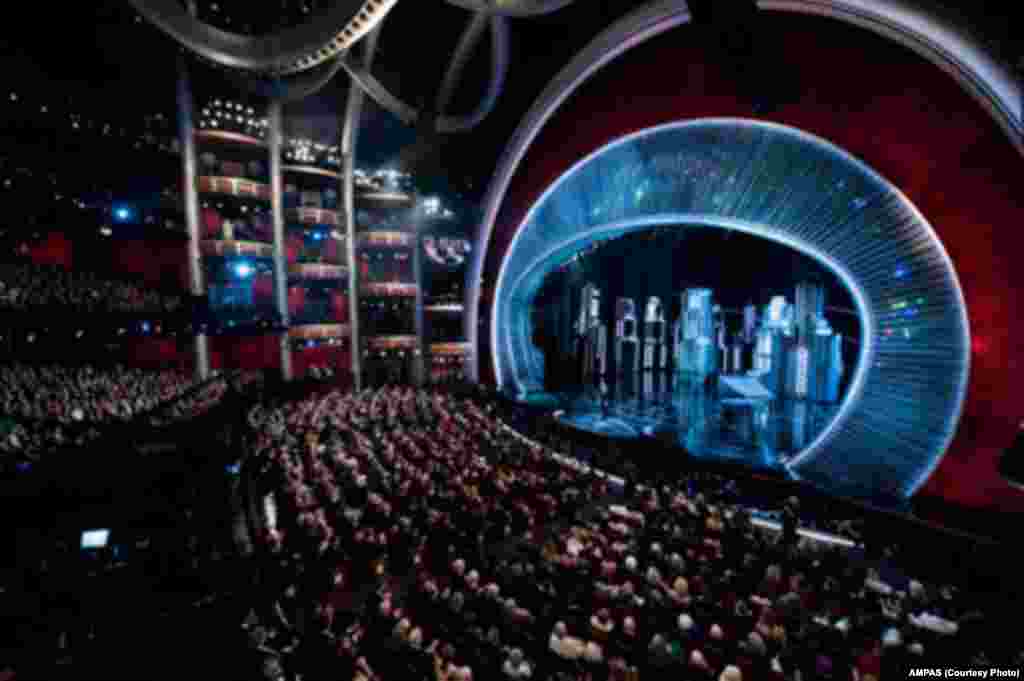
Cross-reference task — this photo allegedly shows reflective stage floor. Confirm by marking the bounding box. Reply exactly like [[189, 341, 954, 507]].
[[514, 382, 841, 474]]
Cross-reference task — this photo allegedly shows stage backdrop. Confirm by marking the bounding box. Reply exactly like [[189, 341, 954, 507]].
[[478, 13, 1024, 512]]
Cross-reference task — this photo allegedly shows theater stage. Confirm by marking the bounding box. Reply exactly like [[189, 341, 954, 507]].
[[511, 381, 841, 476]]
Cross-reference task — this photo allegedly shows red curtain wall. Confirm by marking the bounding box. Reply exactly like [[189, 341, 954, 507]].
[[24, 231, 74, 268], [292, 346, 349, 378], [330, 292, 348, 323], [252, 273, 274, 306], [287, 286, 306, 317]]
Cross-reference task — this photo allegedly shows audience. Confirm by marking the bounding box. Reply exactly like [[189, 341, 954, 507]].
[[241, 386, 1021, 681], [0, 261, 184, 314], [4, 360, 1019, 679], [0, 363, 259, 465]]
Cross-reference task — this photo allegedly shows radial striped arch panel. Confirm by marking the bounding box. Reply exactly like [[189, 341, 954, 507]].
[[492, 118, 970, 498]]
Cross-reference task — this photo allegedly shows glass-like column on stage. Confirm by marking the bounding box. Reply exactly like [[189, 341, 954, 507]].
[[642, 296, 667, 401], [614, 297, 639, 400]]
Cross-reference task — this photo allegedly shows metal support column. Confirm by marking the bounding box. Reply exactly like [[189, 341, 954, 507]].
[[341, 24, 383, 392], [413, 218, 425, 387], [268, 99, 293, 381], [177, 0, 210, 380], [340, 150, 360, 390]]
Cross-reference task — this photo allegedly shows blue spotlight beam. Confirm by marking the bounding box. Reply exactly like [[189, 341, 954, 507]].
[[493, 119, 970, 499]]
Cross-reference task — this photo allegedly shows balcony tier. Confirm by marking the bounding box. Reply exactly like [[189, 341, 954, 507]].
[[288, 324, 350, 340], [289, 263, 347, 280], [198, 176, 271, 201], [424, 303, 465, 314], [200, 239, 274, 257], [358, 231, 416, 248], [195, 129, 267, 149], [361, 282, 419, 298], [282, 165, 342, 181], [366, 335, 418, 351], [356, 190, 415, 205], [429, 342, 471, 357], [287, 207, 340, 227]]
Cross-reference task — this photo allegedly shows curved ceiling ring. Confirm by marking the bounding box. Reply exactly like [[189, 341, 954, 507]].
[[435, 12, 491, 120], [127, 0, 399, 75], [491, 119, 970, 499], [444, 0, 577, 17], [340, 13, 510, 133], [134, 0, 512, 133], [220, 53, 350, 103], [467, 0, 1024, 385]]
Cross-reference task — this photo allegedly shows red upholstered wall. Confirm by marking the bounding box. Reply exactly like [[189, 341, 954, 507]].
[[122, 337, 190, 368], [286, 235, 303, 263], [330, 291, 348, 323], [324, 237, 341, 263], [252, 273, 275, 306], [22, 232, 187, 291], [212, 334, 281, 370], [24, 231, 74, 268], [479, 15, 1024, 511], [101, 238, 190, 291], [125, 335, 287, 372], [293, 346, 349, 378], [288, 286, 307, 317], [201, 207, 222, 239]]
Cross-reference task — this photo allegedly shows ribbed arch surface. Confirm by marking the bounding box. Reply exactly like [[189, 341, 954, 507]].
[[493, 119, 970, 498]]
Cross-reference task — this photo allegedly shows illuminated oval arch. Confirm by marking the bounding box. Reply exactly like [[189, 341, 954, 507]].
[[493, 118, 970, 498]]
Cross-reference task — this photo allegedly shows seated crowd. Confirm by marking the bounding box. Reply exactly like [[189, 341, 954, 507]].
[[0, 261, 184, 314], [0, 363, 257, 465], [244, 387, 1021, 681]]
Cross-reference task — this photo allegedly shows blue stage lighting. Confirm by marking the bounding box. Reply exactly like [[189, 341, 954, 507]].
[[141, 322, 150, 333], [234, 262, 254, 278], [114, 206, 132, 222], [493, 119, 970, 500]]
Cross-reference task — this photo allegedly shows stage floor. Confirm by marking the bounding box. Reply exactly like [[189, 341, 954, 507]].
[[515, 383, 840, 474]]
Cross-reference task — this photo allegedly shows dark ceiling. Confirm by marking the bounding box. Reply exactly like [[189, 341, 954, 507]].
[[3, 1, 1020, 198]]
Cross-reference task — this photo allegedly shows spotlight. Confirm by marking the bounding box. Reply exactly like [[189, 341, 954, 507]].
[[114, 206, 132, 222], [234, 262, 254, 278]]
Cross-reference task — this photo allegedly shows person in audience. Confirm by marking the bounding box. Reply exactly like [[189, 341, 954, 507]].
[[237, 385, 1018, 681], [502, 647, 532, 680]]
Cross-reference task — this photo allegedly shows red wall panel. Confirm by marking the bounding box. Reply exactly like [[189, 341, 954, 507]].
[[286, 235, 303, 264], [288, 286, 306, 317], [212, 334, 281, 370], [201, 207, 222, 240], [25, 231, 73, 268], [292, 345, 348, 378], [123, 337, 190, 368], [330, 292, 348, 323], [252, 273, 275, 306]]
